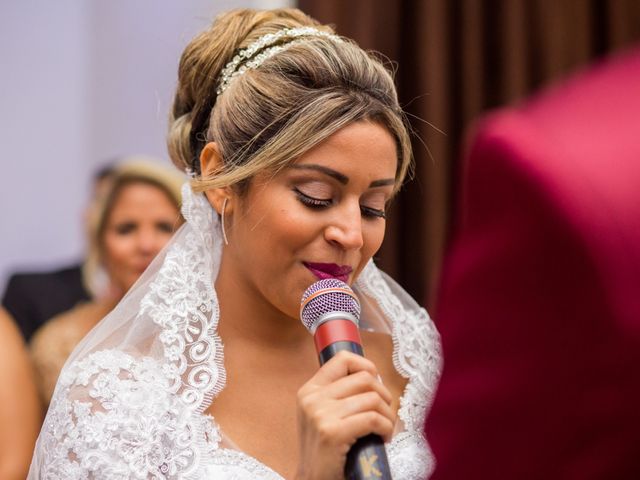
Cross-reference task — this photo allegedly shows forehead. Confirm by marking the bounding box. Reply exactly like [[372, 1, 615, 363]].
[[294, 121, 398, 179], [112, 181, 163, 202], [107, 182, 175, 215]]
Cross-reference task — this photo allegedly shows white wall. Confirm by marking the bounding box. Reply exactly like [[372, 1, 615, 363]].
[[0, 0, 293, 294], [0, 0, 91, 291]]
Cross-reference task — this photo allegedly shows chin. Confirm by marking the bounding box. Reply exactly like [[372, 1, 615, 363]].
[[281, 287, 308, 321]]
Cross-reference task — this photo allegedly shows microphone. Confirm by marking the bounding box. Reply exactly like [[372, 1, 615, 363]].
[[300, 279, 393, 480]]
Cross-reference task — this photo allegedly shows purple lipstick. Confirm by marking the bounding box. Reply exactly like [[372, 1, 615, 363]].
[[304, 262, 353, 283]]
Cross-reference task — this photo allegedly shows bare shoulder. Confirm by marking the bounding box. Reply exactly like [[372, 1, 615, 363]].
[[0, 308, 27, 360], [30, 308, 75, 351], [30, 301, 110, 362], [31, 302, 108, 347], [0, 309, 40, 479]]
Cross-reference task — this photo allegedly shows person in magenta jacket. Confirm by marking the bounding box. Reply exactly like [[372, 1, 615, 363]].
[[426, 47, 640, 479]]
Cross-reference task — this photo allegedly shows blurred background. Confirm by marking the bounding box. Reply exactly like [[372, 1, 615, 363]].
[[1, 0, 639, 307], [0, 0, 293, 295]]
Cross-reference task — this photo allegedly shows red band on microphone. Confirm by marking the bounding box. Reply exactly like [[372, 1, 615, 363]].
[[314, 319, 362, 352]]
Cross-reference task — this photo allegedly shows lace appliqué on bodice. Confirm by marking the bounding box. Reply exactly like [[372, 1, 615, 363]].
[[39, 350, 206, 478], [31, 186, 442, 479]]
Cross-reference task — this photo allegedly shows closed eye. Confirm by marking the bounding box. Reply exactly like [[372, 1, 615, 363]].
[[295, 188, 386, 219], [361, 206, 386, 219], [294, 188, 332, 208]]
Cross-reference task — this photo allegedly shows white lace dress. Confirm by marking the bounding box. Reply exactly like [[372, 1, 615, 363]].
[[28, 185, 442, 479]]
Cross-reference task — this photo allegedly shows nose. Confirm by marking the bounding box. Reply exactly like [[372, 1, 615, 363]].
[[136, 228, 165, 257], [323, 202, 364, 251]]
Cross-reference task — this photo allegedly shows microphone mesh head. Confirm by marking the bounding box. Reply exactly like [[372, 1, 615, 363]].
[[300, 279, 361, 333]]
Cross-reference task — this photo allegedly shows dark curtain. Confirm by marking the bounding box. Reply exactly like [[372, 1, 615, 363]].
[[298, 0, 640, 308]]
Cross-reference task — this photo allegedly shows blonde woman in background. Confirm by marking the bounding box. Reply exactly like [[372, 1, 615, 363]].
[[0, 307, 40, 480], [29, 9, 441, 479], [30, 159, 184, 408]]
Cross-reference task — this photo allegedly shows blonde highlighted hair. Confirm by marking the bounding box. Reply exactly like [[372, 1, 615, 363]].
[[168, 8, 412, 195], [82, 158, 185, 298]]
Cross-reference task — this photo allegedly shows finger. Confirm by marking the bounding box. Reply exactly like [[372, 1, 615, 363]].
[[311, 351, 379, 385], [318, 370, 392, 405], [328, 391, 395, 422], [339, 411, 395, 443]]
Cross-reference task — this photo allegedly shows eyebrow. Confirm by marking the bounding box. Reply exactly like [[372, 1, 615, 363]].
[[290, 164, 395, 188], [369, 178, 396, 187]]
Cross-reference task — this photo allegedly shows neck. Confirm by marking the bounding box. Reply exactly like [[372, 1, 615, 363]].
[[214, 254, 309, 351]]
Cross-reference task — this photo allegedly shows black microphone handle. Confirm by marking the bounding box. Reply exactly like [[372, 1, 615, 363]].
[[318, 341, 393, 480]]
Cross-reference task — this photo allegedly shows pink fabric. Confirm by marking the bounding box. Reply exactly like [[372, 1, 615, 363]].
[[426, 47, 640, 479]]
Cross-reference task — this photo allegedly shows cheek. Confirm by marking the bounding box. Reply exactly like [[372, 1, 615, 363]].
[[358, 221, 386, 269], [366, 221, 386, 252], [245, 208, 312, 270], [102, 234, 132, 269], [240, 196, 316, 252], [277, 206, 320, 242]]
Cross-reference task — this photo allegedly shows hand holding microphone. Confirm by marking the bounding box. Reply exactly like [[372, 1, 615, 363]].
[[296, 279, 394, 480]]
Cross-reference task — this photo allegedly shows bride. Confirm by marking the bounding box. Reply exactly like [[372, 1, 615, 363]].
[[29, 8, 441, 479]]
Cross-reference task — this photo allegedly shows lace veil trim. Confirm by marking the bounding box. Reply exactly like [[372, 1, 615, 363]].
[[139, 185, 226, 414]]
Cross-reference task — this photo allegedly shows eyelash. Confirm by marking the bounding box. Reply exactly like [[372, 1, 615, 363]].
[[294, 189, 386, 219]]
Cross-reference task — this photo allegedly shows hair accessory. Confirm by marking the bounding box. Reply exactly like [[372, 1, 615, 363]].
[[221, 197, 229, 245], [216, 26, 342, 95]]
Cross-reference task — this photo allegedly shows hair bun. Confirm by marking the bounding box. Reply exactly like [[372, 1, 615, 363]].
[[168, 9, 321, 173]]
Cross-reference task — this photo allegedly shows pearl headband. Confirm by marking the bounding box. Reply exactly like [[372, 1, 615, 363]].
[[215, 26, 342, 95]]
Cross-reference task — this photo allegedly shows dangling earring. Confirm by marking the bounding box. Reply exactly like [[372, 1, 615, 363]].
[[221, 198, 229, 245]]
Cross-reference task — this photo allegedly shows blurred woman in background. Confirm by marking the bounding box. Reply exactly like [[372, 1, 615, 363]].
[[30, 160, 184, 408], [0, 307, 40, 480]]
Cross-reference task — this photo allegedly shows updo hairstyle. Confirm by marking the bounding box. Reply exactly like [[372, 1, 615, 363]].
[[168, 8, 412, 195]]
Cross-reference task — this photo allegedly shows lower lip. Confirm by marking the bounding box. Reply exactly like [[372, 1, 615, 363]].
[[305, 265, 350, 283]]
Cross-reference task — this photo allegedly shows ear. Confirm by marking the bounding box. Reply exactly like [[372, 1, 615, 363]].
[[200, 142, 233, 215]]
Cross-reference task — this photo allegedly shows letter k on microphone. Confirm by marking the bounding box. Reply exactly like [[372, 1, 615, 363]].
[[359, 453, 382, 478]]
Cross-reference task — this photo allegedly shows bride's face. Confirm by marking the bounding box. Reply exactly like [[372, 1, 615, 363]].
[[225, 120, 397, 319]]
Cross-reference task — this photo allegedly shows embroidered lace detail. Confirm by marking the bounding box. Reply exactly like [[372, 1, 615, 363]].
[[139, 184, 226, 413], [206, 449, 282, 479], [387, 431, 436, 480], [202, 415, 222, 454], [38, 350, 203, 479], [201, 423, 435, 480]]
